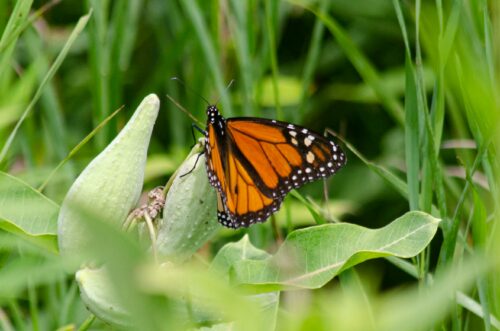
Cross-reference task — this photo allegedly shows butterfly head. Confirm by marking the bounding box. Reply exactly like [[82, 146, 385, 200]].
[[206, 105, 222, 124]]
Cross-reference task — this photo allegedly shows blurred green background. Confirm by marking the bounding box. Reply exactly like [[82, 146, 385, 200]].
[[0, 0, 499, 330]]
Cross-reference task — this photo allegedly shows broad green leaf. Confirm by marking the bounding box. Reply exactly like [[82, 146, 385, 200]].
[[211, 235, 270, 277], [0, 171, 58, 252], [231, 211, 440, 290]]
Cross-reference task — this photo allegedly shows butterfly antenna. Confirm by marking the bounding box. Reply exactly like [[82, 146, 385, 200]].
[[171, 77, 210, 105], [166, 94, 204, 127], [214, 79, 235, 106]]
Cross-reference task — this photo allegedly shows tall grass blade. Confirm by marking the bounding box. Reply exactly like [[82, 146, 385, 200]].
[[0, 10, 92, 164]]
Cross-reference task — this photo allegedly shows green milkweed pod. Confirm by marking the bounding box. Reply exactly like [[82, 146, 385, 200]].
[[76, 267, 132, 328], [155, 142, 220, 262], [58, 94, 160, 261]]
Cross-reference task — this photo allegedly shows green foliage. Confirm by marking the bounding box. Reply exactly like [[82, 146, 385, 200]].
[[0, 0, 499, 330], [0, 171, 58, 252], [230, 211, 439, 290]]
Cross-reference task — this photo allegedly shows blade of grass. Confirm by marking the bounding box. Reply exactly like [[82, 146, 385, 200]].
[[228, 0, 254, 116], [0, 308, 14, 331], [0, 0, 32, 50], [180, 0, 233, 116], [77, 315, 96, 331], [24, 28, 71, 164], [108, 0, 141, 110], [86, 0, 111, 149], [289, 190, 324, 225], [471, 169, 491, 331], [291, 0, 405, 125], [0, 0, 60, 54], [403, 1, 435, 280], [385, 256, 419, 278], [38, 105, 123, 192], [403, 56, 420, 211], [438, 139, 490, 268], [457, 291, 500, 330], [58, 281, 77, 326], [7, 301, 26, 331], [329, 129, 408, 199], [0, 0, 32, 91], [28, 280, 39, 331], [298, 0, 330, 119], [264, 0, 282, 119], [0, 10, 92, 164]]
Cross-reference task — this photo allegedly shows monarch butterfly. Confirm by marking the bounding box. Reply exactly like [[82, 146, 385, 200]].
[[199, 105, 346, 229]]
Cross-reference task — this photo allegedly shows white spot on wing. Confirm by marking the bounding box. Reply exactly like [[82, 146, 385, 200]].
[[304, 137, 312, 146], [306, 151, 315, 163]]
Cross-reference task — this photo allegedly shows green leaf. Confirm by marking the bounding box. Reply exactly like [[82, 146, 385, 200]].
[[231, 211, 440, 290], [211, 235, 270, 279], [0, 171, 58, 252]]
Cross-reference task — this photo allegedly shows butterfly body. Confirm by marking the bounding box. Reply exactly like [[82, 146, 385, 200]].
[[203, 105, 346, 228]]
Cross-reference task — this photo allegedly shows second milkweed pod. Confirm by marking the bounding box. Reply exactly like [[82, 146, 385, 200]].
[[58, 94, 160, 261], [155, 142, 219, 263], [76, 267, 133, 328]]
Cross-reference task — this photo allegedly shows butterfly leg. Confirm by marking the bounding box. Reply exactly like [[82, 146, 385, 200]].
[[180, 151, 204, 178], [190, 123, 207, 148]]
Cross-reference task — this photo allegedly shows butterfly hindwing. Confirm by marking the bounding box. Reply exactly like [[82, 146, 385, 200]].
[[203, 105, 346, 228]]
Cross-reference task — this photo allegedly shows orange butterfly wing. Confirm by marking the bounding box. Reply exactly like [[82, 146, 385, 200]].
[[203, 106, 346, 228]]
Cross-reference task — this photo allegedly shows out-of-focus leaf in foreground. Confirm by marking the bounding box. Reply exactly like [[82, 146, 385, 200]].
[[211, 236, 279, 331], [278, 256, 489, 331], [137, 261, 265, 331]]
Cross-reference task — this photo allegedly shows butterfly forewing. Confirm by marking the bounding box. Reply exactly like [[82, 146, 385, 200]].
[[203, 106, 346, 229], [227, 118, 346, 194]]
